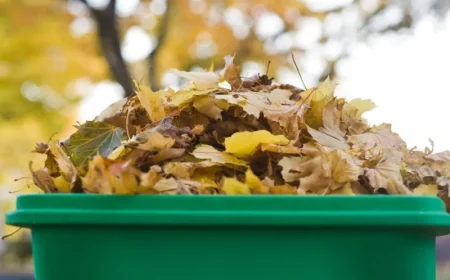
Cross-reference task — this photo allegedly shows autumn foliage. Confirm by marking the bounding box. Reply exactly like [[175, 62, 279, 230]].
[[29, 55, 450, 207]]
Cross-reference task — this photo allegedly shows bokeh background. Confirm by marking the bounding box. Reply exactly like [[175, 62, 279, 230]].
[[1, 0, 450, 278]]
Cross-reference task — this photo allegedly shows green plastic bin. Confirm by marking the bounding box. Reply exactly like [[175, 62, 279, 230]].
[[6, 194, 450, 280]]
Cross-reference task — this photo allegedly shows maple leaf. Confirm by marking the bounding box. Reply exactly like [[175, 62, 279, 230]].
[[364, 152, 411, 194], [134, 81, 166, 123], [348, 123, 405, 152], [224, 130, 289, 157], [341, 98, 376, 129], [295, 143, 361, 193], [63, 121, 127, 167]]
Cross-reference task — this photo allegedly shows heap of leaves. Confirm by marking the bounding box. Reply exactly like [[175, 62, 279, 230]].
[[29, 55, 450, 208]]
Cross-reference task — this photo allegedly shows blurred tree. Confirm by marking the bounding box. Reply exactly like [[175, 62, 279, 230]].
[[75, 0, 450, 92]]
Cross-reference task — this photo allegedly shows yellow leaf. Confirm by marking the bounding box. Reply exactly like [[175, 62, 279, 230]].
[[222, 177, 251, 194], [109, 162, 140, 194], [168, 88, 216, 107], [245, 169, 270, 194], [107, 144, 131, 160], [140, 166, 162, 190], [126, 130, 175, 152], [192, 144, 248, 167], [342, 98, 376, 122], [52, 175, 71, 193], [81, 154, 113, 194], [224, 130, 289, 157], [192, 174, 219, 194], [301, 78, 337, 128], [413, 184, 438, 196], [134, 81, 166, 123], [48, 140, 77, 183]]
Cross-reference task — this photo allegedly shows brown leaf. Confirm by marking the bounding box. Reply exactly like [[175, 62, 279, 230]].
[[348, 123, 405, 152], [364, 152, 411, 194], [29, 162, 57, 193], [221, 54, 242, 90], [32, 142, 49, 154]]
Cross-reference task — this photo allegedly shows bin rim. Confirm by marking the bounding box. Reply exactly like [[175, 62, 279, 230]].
[[6, 194, 450, 235]]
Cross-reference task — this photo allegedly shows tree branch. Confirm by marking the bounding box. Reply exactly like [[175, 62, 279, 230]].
[[78, 0, 134, 97], [148, 1, 172, 91]]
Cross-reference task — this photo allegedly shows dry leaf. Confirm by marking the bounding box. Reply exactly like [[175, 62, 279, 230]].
[[348, 123, 405, 152], [169, 69, 220, 90], [134, 82, 166, 123], [29, 162, 57, 193], [364, 153, 411, 194], [126, 130, 175, 152], [191, 144, 248, 167]]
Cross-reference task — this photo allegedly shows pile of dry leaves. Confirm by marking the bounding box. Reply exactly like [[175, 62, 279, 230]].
[[29, 55, 450, 207]]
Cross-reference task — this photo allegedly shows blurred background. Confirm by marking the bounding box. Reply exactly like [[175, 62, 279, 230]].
[[1, 0, 450, 278]]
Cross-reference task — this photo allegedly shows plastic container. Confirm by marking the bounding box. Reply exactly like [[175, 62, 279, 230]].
[[6, 194, 450, 280]]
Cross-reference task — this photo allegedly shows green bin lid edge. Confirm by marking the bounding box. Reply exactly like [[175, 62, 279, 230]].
[[6, 194, 450, 235]]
